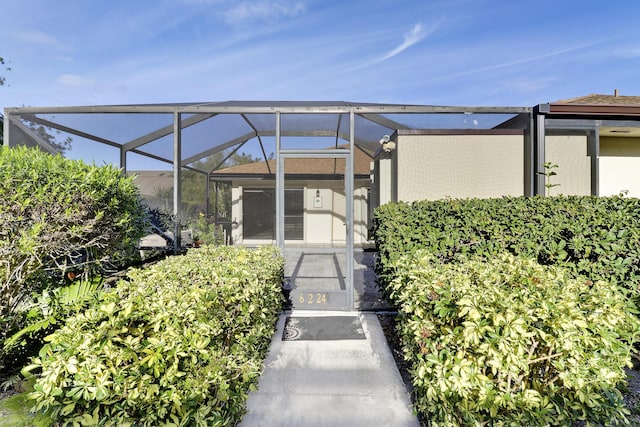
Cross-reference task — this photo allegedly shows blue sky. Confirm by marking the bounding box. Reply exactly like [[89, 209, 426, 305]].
[[2, 0, 640, 112]]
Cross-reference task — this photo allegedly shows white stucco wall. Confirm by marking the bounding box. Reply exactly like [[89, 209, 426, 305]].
[[305, 181, 337, 244], [599, 136, 640, 197], [230, 186, 244, 244]]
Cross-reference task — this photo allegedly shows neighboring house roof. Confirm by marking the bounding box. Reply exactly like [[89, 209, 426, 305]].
[[211, 147, 373, 180], [549, 92, 640, 116], [555, 93, 640, 106], [128, 170, 173, 198]]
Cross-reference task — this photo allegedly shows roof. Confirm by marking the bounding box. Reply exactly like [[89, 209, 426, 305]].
[[555, 93, 640, 106], [211, 146, 372, 179], [6, 101, 532, 175], [549, 93, 640, 117], [127, 170, 173, 197]]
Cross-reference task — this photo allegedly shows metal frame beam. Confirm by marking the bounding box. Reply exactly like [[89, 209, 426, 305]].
[[276, 112, 283, 249], [181, 131, 256, 167], [173, 112, 182, 252], [5, 104, 532, 115], [18, 114, 121, 149], [358, 113, 410, 130], [589, 128, 600, 196], [1, 113, 7, 147], [208, 140, 249, 174], [534, 112, 546, 195], [346, 109, 355, 310], [242, 113, 272, 173]]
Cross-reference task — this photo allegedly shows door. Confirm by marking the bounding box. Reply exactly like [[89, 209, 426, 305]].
[[278, 153, 354, 310]]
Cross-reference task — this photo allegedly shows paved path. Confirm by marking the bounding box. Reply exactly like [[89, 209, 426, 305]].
[[240, 311, 420, 427]]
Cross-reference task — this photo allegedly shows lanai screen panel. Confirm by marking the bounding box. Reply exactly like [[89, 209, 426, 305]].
[[280, 114, 349, 150], [243, 114, 276, 135], [130, 133, 175, 165], [381, 113, 520, 130], [31, 112, 175, 144], [353, 114, 393, 154], [180, 113, 255, 163]]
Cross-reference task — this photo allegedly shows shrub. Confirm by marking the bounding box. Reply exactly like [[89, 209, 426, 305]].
[[3, 278, 105, 373], [388, 251, 640, 426], [373, 196, 640, 303], [0, 146, 149, 342], [24, 245, 284, 426]]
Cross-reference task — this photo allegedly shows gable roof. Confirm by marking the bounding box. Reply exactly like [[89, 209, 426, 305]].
[[211, 146, 373, 180]]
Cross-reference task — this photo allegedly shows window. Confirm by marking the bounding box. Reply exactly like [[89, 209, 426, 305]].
[[243, 189, 274, 240], [242, 188, 303, 240], [284, 188, 303, 240]]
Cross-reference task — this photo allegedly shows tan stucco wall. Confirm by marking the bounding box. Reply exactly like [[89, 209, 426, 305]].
[[372, 154, 395, 207], [230, 180, 369, 245], [544, 135, 591, 196], [599, 136, 640, 197], [395, 134, 524, 201]]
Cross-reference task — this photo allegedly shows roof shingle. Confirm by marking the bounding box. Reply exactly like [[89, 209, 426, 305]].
[[555, 94, 640, 106], [211, 147, 373, 177]]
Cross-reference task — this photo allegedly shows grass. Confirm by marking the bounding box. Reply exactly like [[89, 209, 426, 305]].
[[0, 387, 53, 427]]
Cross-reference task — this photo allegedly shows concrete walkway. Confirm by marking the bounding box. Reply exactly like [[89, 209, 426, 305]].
[[239, 311, 420, 427]]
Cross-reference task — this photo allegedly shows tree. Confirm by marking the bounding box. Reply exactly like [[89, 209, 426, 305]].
[[0, 146, 149, 344], [182, 150, 262, 218], [0, 56, 8, 146], [175, 150, 262, 244], [22, 117, 72, 154], [0, 56, 9, 87]]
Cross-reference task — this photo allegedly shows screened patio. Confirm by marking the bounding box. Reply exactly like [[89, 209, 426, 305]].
[[3, 101, 534, 310]]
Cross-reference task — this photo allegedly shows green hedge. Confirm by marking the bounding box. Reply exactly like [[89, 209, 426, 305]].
[[0, 146, 148, 337], [389, 251, 639, 426], [24, 245, 284, 427], [373, 196, 640, 302]]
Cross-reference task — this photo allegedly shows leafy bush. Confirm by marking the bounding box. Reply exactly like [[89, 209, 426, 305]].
[[388, 251, 640, 426], [0, 146, 148, 344], [373, 196, 640, 303], [3, 278, 104, 372], [24, 245, 284, 426]]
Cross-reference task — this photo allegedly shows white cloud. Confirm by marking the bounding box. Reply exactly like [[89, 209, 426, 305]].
[[224, 1, 306, 25], [379, 23, 430, 62], [57, 74, 94, 88], [505, 77, 556, 93], [17, 30, 65, 48], [340, 21, 438, 73]]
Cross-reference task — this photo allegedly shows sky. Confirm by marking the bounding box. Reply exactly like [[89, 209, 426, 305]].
[[2, 0, 640, 113]]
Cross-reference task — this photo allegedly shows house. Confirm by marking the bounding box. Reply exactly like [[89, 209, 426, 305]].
[[369, 92, 640, 204], [5, 96, 640, 310], [210, 146, 374, 246], [539, 93, 640, 197]]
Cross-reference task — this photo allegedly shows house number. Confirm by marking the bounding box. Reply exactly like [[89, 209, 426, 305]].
[[298, 293, 327, 304]]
